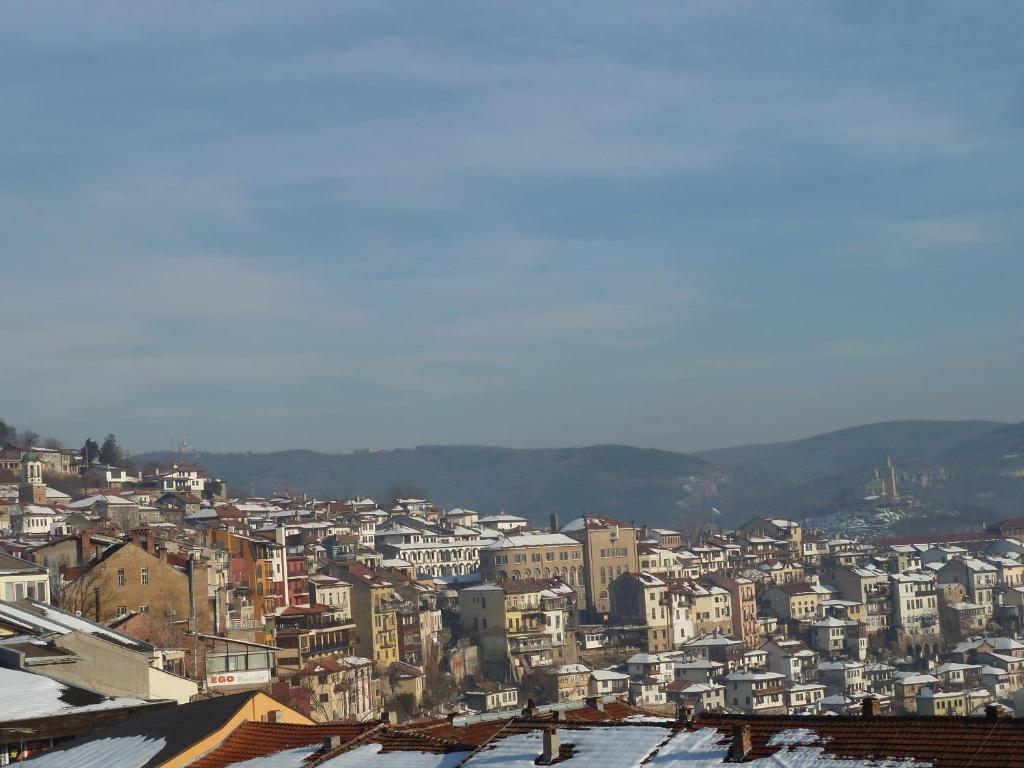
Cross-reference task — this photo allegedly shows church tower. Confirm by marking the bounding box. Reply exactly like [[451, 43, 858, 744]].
[[19, 451, 47, 504]]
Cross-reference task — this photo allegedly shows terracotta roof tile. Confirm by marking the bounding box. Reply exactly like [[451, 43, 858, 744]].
[[188, 720, 379, 768], [697, 711, 1024, 768]]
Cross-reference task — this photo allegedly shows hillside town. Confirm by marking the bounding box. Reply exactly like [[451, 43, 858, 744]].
[[4, 440, 1024, 766]]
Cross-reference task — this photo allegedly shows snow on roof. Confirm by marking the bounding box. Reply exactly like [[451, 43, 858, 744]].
[[476, 513, 527, 523], [0, 600, 149, 650], [724, 671, 785, 682], [320, 742, 468, 768], [628, 653, 669, 665], [482, 533, 578, 550], [24, 736, 167, 768], [591, 669, 629, 681], [462, 724, 668, 768], [215, 745, 323, 768], [0, 667, 150, 723], [645, 725, 929, 768]]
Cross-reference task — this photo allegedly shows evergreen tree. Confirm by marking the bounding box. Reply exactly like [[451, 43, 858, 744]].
[[98, 433, 124, 466], [81, 438, 100, 465]]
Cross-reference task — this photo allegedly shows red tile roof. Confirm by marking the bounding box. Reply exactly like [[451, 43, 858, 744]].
[[188, 720, 379, 768], [697, 711, 1024, 768]]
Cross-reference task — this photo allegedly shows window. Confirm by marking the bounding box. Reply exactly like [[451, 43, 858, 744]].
[[117, 569, 126, 587], [141, 567, 149, 585], [115, 605, 128, 616]]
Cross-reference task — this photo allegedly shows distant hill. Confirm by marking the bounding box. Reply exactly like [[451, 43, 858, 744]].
[[137, 419, 1024, 531], [136, 444, 721, 529], [696, 420, 1006, 484]]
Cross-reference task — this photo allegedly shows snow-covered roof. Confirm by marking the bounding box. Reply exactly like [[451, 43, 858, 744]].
[[24, 736, 167, 768], [482, 533, 578, 550], [0, 667, 151, 723]]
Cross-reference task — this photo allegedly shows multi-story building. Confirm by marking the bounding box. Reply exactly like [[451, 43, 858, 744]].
[[609, 571, 672, 652], [737, 518, 803, 559], [763, 582, 820, 622], [723, 670, 788, 714], [760, 639, 818, 684], [479, 533, 584, 593], [60, 541, 210, 630], [459, 578, 576, 682], [332, 563, 400, 672], [375, 523, 481, 578], [545, 662, 590, 703], [562, 515, 639, 620], [889, 571, 940, 654], [817, 659, 865, 695], [936, 557, 998, 617], [670, 578, 732, 637], [809, 617, 867, 661], [700, 572, 757, 648], [204, 529, 286, 621], [832, 564, 891, 635], [273, 601, 356, 670]]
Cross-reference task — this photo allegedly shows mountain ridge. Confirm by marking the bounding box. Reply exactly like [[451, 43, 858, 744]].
[[136, 419, 1021, 530]]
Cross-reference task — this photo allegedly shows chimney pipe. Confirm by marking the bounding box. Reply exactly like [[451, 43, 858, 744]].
[[323, 735, 342, 751], [676, 703, 695, 724], [550, 512, 560, 533], [542, 727, 560, 764], [726, 724, 751, 762], [985, 704, 1000, 721], [862, 696, 881, 718]]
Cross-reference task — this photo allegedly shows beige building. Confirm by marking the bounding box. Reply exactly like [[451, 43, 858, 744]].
[[459, 578, 577, 681], [764, 582, 821, 621], [562, 515, 639, 620], [545, 662, 591, 703], [479, 532, 584, 590], [60, 541, 211, 630]]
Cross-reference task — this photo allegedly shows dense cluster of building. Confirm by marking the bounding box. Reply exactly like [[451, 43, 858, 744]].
[[4, 441, 1024, 765]]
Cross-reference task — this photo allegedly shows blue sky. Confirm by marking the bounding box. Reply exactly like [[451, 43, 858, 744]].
[[1, 2, 1022, 454]]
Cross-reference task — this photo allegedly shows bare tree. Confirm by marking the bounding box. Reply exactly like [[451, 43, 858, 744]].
[[59, 567, 106, 619]]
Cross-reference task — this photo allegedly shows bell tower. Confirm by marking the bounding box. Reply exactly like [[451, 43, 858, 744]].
[[19, 451, 47, 504]]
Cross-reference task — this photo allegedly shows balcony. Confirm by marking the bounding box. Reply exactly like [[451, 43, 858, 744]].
[[226, 617, 263, 631], [509, 635, 552, 654]]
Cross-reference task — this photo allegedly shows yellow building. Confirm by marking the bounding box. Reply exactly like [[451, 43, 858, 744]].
[[332, 562, 400, 671], [562, 515, 640, 621]]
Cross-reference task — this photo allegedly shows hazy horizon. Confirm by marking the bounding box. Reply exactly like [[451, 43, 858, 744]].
[[2, 3, 1022, 455]]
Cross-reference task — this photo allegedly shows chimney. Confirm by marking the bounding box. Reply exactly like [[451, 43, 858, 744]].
[[322, 735, 343, 751], [862, 696, 881, 717], [676, 703, 695, 724], [521, 697, 537, 717], [266, 709, 283, 723], [985, 704, 1000, 721], [726, 724, 751, 762], [550, 512, 560, 532], [541, 727, 560, 765], [384, 709, 398, 725], [585, 695, 604, 711]]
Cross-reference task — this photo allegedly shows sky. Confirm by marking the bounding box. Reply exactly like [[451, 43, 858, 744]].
[[1, 2, 1022, 455]]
